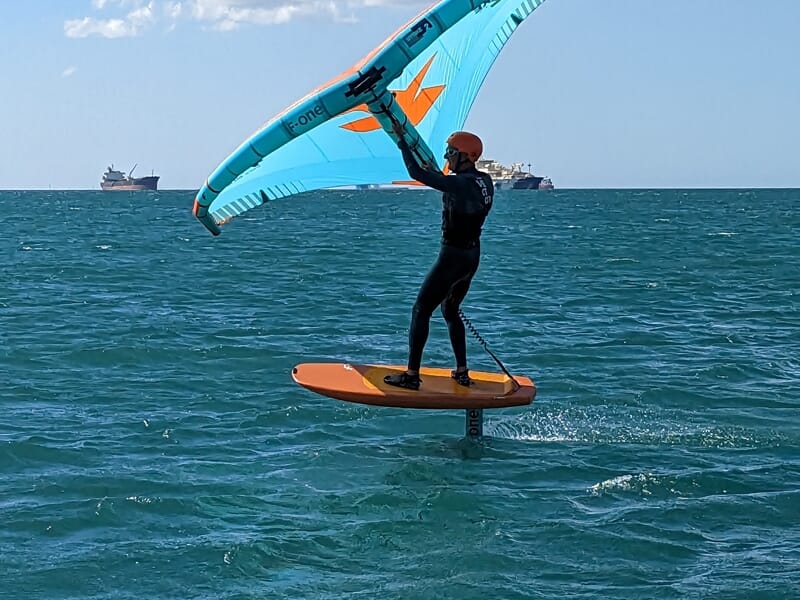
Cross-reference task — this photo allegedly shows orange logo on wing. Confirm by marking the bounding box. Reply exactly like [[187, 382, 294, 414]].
[[341, 55, 445, 133]]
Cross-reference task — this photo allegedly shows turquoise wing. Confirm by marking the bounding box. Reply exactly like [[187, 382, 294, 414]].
[[193, 0, 547, 235]]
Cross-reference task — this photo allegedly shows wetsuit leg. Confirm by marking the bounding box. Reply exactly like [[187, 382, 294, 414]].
[[441, 279, 475, 368], [440, 247, 479, 368], [407, 246, 479, 371]]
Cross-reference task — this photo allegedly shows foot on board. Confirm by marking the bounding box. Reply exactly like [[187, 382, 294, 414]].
[[384, 371, 421, 390], [451, 369, 472, 387]]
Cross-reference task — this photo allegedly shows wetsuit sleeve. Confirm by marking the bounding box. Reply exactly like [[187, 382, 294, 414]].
[[398, 139, 467, 194]]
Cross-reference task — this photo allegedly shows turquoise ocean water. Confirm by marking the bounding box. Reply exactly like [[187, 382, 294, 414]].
[[2, 188, 799, 598]]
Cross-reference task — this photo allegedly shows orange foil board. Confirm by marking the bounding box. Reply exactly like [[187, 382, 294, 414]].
[[291, 363, 536, 409]]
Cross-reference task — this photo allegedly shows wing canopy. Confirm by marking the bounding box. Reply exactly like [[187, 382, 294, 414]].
[[193, 0, 547, 235]]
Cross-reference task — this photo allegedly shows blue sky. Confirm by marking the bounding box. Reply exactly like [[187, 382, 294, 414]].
[[1, 0, 798, 189]]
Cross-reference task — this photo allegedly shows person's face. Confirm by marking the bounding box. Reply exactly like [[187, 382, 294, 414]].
[[444, 146, 461, 172]]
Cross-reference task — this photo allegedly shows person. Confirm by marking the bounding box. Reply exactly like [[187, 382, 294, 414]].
[[384, 130, 494, 391]]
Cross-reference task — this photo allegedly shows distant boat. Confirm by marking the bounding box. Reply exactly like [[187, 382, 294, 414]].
[[476, 159, 553, 190], [101, 164, 159, 191]]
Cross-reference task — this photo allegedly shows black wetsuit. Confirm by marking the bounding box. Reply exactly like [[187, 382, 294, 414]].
[[398, 141, 494, 371]]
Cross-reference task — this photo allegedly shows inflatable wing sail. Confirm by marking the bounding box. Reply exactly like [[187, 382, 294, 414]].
[[193, 0, 547, 235]]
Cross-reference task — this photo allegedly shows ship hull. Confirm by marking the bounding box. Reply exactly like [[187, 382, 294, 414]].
[[101, 176, 159, 191], [493, 175, 545, 190], [510, 175, 544, 190]]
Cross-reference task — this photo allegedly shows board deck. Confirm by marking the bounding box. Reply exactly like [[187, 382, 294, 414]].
[[292, 363, 536, 409]]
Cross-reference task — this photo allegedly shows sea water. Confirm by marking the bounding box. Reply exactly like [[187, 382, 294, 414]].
[[2, 188, 798, 598]]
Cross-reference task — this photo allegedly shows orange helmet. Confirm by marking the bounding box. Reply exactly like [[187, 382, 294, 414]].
[[446, 131, 483, 162]]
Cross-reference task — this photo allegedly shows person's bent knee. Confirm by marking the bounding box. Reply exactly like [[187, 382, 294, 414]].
[[440, 302, 460, 324], [412, 300, 436, 321]]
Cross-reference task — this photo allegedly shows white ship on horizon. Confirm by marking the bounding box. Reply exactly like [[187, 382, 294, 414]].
[[476, 158, 552, 190]]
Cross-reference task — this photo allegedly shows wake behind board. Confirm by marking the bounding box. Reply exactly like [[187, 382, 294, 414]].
[[291, 363, 535, 410]]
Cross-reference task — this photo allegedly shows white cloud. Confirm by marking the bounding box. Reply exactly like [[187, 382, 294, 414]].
[[64, 17, 136, 38], [164, 1, 183, 19], [62, 66, 78, 78], [190, 0, 343, 30], [128, 2, 157, 25], [66, 0, 416, 37], [65, 1, 155, 38]]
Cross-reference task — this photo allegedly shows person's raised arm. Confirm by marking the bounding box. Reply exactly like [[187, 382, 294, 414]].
[[398, 138, 465, 194]]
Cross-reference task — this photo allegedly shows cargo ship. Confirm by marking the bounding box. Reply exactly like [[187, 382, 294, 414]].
[[475, 159, 553, 190], [100, 164, 159, 191]]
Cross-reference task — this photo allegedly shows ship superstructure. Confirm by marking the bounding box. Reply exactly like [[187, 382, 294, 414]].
[[476, 159, 552, 190]]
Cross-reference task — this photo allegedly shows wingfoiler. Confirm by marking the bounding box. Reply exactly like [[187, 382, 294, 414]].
[[192, 0, 547, 436]]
